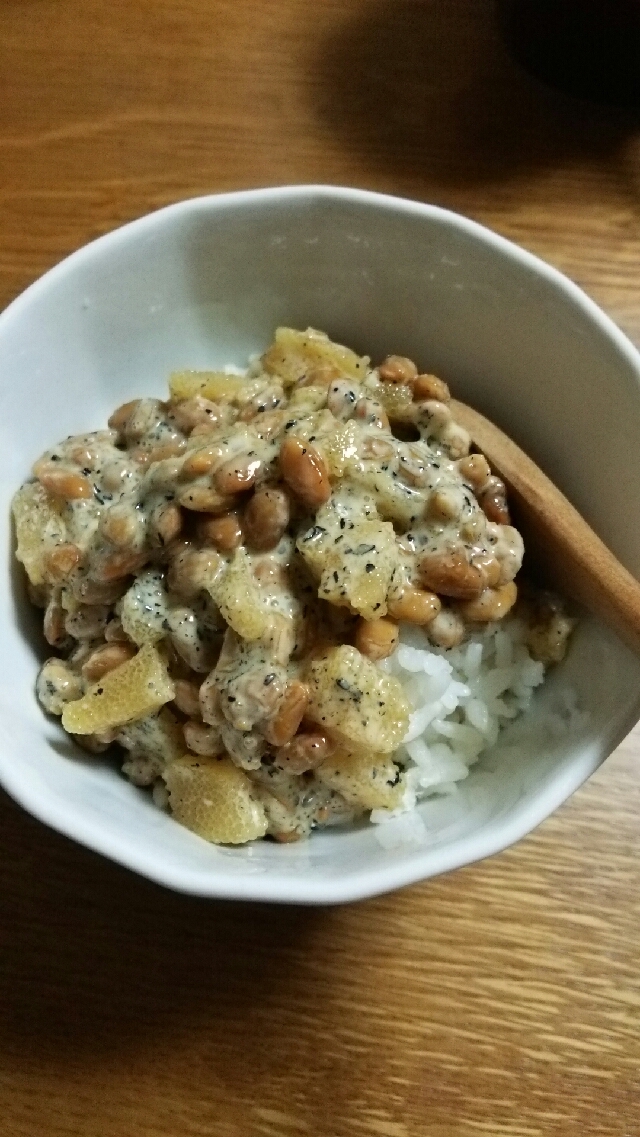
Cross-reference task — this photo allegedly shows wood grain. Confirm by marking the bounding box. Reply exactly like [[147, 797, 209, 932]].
[[2, 2, 640, 1134], [451, 398, 640, 656]]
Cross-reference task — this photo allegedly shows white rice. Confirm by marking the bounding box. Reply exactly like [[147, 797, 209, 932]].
[[371, 615, 586, 825]]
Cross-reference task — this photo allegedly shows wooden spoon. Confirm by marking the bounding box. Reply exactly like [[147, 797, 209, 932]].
[[450, 398, 640, 656]]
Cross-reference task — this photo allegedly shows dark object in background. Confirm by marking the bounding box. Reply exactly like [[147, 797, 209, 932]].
[[497, 0, 640, 107]]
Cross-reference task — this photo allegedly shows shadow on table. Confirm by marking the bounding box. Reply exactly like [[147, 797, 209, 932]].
[[0, 790, 326, 1056], [314, 0, 638, 188], [2, 790, 424, 1132]]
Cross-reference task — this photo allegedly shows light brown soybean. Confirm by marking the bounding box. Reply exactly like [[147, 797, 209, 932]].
[[81, 641, 137, 682], [418, 548, 488, 599], [457, 581, 518, 623], [359, 436, 395, 461], [480, 476, 511, 525], [526, 609, 574, 665], [279, 436, 330, 509], [173, 679, 202, 717], [65, 603, 110, 640], [387, 587, 441, 625], [378, 355, 418, 383], [215, 455, 261, 495], [412, 373, 451, 402], [69, 444, 99, 469], [44, 542, 82, 582], [262, 681, 309, 747], [35, 464, 92, 500], [477, 554, 502, 588], [415, 398, 452, 436], [327, 379, 359, 419], [190, 422, 222, 438], [73, 575, 130, 605], [151, 501, 183, 546], [274, 732, 335, 774], [171, 396, 222, 433], [167, 546, 221, 599], [92, 549, 148, 582], [104, 618, 130, 643], [183, 720, 223, 756], [133, 440, 186, 466], [36, 658, 83, 714], [250, 410, 288, 442], [427, 487, 464, 522], [354, 398, 390, 431], [43, 597, 67, 646], [354, 616, 399, 661], [180, 447, 220, 479], [99, 506, 142, 549], [197, 511, 243, 552], [439, 421, 471, 459], [108, 400, 140, 431], [427, 608, 466, 648], [458, 452, 491, 492], [177, 483, 233, 514], [121, 399, 165, 442], [243, 487, 290, 550]]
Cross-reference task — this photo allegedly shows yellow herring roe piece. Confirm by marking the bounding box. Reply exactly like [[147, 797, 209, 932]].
[[208, 548, 271, 642], [12, 482, 67, 586], [298, 499, 397, 619], [62, 644, 175, 735], [163, 755, 268, 844], [317, 747, 404, 810], [169, 370, 247, 402], [262, 326, 368, 387], [305, 645, 409, 754]]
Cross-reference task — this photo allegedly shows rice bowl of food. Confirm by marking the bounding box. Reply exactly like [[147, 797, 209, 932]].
[[2, 186, 640, 902]]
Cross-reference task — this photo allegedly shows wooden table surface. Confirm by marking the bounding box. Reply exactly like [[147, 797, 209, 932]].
[[2, 2, 640, 1134]]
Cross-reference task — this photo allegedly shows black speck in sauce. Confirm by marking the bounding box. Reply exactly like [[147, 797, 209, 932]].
[[305, 525, 326, 541]]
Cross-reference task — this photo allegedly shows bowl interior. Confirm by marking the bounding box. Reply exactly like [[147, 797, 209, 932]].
[[1, 186, 639, 902]]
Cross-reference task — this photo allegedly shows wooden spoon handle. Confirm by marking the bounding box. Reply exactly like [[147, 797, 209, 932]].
[[450, 398, 640, 656]]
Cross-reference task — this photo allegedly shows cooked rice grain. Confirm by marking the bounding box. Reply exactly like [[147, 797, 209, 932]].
[[372, 615, 555, 823]]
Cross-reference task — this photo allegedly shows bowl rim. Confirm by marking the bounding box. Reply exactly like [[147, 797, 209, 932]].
[[4, 183, 640, 383], [2, 715, 634, 904], [3, 183, 640, 904]]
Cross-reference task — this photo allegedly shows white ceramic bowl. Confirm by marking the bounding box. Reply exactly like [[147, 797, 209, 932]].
[[2, 186, 640, 903]]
